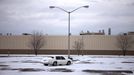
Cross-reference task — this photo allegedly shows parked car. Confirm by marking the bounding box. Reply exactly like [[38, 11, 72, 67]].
[[42, 56, 72, 66]]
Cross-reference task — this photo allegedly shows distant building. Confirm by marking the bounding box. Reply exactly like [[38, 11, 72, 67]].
[[6, 33, 12, 36], [0, 33, 2, 36], [128, 32, 134, 35], [108, 28, 111, 35], [80, 30, 105, 35], [22, 33, 32, 35]]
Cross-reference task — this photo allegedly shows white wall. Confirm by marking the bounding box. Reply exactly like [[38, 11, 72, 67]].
[[0, 35, 134, 50]]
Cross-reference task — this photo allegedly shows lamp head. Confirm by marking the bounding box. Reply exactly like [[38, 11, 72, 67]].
[[49, 6, 55, 8], [83, 5, 89, 8]]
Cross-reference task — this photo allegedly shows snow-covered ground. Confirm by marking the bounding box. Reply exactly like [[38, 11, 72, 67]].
[[0, 54, 134, 75]]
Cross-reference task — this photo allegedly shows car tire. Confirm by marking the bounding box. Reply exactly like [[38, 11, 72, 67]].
[[67, 61, 71, 65], [53, 61, 57, 66]]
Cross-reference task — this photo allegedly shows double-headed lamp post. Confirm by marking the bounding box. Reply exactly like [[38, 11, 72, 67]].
[[49, 5, 89, 58]]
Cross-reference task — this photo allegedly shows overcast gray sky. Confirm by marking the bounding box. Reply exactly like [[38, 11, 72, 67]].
[[0, 0, 134, 35]]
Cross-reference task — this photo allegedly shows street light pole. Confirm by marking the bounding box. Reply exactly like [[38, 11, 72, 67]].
[[49, 5, 89, 58], [68, 12, 71, 58]]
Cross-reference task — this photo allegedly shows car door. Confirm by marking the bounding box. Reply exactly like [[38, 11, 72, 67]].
[[56, 56, 62, 65], [56, 56, 66, 65], [60, 56, 66, 65]]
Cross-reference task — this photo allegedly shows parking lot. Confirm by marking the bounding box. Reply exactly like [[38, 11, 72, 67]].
[[0, 55, 134, 75]]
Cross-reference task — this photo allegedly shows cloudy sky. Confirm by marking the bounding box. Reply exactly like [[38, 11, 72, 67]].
[[0, 0, 134, 35]]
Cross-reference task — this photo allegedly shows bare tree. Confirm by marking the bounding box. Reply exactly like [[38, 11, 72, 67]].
[[73, 39, 84, 56], [116, 34, 134, 56], [29, 31, 45, 56]]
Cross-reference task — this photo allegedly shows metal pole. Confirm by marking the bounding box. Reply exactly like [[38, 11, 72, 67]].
[[68, 12, 71, 58], [49, 5, 89, 58]]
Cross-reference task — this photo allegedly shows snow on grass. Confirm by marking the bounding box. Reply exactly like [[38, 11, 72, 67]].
[[0, 54, 134, 75]]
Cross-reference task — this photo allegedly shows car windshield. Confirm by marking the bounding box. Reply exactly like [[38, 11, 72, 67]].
[[61, 56, 65, 60]]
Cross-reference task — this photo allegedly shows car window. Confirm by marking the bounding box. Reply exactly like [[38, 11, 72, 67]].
[[56, 56, 61, 60], [61, 56, 65, 60]]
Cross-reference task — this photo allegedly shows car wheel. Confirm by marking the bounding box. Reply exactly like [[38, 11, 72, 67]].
[[53, 61, 57, 66], [67, 61, 71, 65]]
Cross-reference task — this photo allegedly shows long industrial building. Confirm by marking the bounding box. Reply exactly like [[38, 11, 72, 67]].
[[0, 35, 134, 55]]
